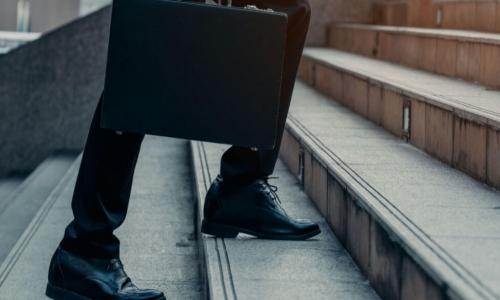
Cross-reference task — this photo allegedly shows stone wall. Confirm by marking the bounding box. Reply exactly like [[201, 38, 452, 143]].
[[0, 6, 110, 176]]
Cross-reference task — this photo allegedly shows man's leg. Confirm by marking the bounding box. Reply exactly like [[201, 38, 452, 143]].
[[60, 96, 144, 258], [220, 0, 311, 178], [47, 96, 165, 300], [202, 0, 320, 240]]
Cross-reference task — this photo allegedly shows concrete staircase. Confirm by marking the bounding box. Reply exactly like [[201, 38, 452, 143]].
[[281, 81, 500, 300], [0, 137, 203, 299], [0, 84, 499, 300], [191, 141, 379, 300], [328, 23, 500, 89], [0, 136, 381, 299], [1, 1, 500, 299], [292, 2, 500, 298]]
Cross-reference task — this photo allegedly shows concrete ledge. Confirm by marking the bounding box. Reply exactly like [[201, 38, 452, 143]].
[[328, 23, 500, 89], [281, 81, 500, 300], [300, 48, 500, 189]]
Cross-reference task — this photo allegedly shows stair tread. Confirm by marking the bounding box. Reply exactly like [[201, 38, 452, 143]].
[[304, 47, 500, 128], [0, 154, 76, 265], [0, 177, 24, 206], [191, 141, 380, 300], [334, 23, 500, 44], [288, 81, 500, 299], [0, 137, 202, 299]]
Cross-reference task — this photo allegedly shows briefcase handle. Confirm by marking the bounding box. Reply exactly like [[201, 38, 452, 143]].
[[209, 0, 273, 11], [206, 0, 232, 7]]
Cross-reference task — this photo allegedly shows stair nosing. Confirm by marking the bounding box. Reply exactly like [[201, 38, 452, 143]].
[[333, 23, 500, 46]]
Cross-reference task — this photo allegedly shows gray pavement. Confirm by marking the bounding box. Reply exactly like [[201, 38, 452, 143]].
[[0, 137, 202, 299], [192, 141, 380, 300], [289, 81, 500, 299]]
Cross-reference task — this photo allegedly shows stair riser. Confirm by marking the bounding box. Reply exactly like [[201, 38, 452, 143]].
[[279, 129, 446, 300], [375, 0, 500, 33], [328, 26, 500, 89], [298, 56, 500, 190], [374, 2, 409, 27]]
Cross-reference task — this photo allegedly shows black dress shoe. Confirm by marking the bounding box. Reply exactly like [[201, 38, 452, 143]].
[[46, 247, 166, 300], [201, 175, 321, 240]]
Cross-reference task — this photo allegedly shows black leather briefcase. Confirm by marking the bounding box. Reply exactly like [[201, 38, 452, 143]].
[[101, 0, 288, 149]]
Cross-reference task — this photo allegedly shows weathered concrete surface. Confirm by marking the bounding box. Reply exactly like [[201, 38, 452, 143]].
[[0, 137, 202, 299], [192, 141, 380, 300], [0, 6, 111, 177], [302, 47, 500, 188], [288, 81, 500, 299]]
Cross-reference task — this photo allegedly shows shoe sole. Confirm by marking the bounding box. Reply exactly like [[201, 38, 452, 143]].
[[45, 283, 166, 300], [46, 283, 90, 300], [201, 220, 321, 240]]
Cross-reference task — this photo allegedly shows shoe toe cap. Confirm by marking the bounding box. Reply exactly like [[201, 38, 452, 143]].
[[295, 219, 321, 234]]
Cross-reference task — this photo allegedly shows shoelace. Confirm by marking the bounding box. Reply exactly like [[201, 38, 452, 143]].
[[265, 177, 281, 204], [261, 177, 289, 216]]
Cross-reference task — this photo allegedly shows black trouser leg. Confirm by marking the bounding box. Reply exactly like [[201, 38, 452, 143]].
[[60, 96, 145, 258], [220, 0, 311, 179]]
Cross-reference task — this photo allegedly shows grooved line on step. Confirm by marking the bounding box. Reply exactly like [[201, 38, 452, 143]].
[[287, 115, 497, 300], [196, 142, 228, 299], [200, 142, 238, 300]]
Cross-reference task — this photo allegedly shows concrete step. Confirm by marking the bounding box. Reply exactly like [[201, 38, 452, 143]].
[[299, 47, 500, 190], [279, 80, 500, 300], [328, 23, 500, 89], [373, 1, 409, 27], [0, 176, 24, 209], [0, 153, 76, 265], [374, 0, 500, 34], [190, 141, 380, 300], [0, 137, 202, 299]]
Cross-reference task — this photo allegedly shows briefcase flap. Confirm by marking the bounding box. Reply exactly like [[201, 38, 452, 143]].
[[101, 0, 288, 149]]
